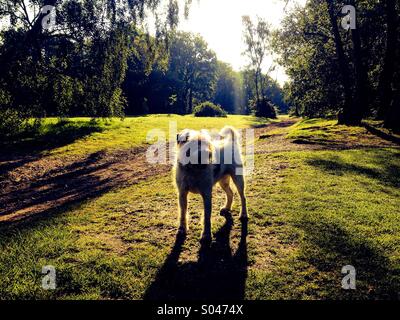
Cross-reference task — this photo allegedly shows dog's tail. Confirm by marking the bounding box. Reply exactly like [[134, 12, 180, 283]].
[[220, 126, 239, 142]]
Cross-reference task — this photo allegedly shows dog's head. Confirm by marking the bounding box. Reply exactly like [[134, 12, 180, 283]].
[[176, 129, 213, 168]]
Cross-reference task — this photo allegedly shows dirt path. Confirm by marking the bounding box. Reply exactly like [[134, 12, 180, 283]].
[[0, 118, 397, 224], [0, 147, 169, 223]]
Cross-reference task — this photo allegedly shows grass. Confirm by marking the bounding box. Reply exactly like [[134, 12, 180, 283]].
[[248, 148, 400, 299], [0, 116, 399, 299], [287, 118, 367, 142], [1, 115, 269, 158]]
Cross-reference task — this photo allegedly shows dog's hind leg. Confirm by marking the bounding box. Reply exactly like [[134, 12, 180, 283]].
[[219, 176, 233, 213], [231, 174, 248, 221], [200, 190, 212, 244], [178, 190, 188, 235]]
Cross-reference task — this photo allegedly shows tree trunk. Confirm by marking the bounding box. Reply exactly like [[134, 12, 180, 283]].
[[325, 0, 354, 125], [254, 69, 260, 105], [258, 67, 265, 100], [384, 92, 400, 132], [377, 0, 398, 128], [350, 23, 368, 125], [188, 87, 193, 113]]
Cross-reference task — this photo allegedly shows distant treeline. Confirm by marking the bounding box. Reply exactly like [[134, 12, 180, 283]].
[[122, 31, 286, 116], [0, 0, 286, 136], [274, 0, 399, 130]]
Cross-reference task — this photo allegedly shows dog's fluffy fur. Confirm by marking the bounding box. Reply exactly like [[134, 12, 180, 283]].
[[175, 126, 247, 243]]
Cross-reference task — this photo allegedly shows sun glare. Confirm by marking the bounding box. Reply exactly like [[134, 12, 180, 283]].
[[178, 0, 306, 85]]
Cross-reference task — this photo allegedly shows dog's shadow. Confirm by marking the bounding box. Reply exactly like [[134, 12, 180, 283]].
[[144, 212, 248, 300]]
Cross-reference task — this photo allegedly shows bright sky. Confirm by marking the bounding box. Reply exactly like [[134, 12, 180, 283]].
[[177, 0, 306, 85]]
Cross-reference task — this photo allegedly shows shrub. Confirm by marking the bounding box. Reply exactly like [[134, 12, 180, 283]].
[[193, 102, 227, 117], [254, 98, 277, 118], [0, 108, 43, 140], [0, 108, 24, 137]]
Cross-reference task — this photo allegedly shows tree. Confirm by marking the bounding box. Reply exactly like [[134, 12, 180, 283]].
[[325, 0, 360, 125], [0, 0, 190, 134], [168, 32, 217, 113], [273, 1, 344, 117], [122, 31, 170, 115], [242, 68, 286, 115], [122, 31, 218, 115], [242, 15, 276, 118], [377, 0, 399, 130], [274, 0, 399, 127], [213, 62, 245, 114], [242, 16, 270, 104]]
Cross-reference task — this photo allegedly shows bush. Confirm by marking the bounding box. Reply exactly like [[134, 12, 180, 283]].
[[0, 108, 24, 137], [0, 108, 43, 138], [254, 98, 277, 118], [193, 102, 227, 117]]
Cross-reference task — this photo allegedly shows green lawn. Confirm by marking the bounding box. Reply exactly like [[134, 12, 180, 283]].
[[287, 118, 367, 142], [0, 116, 399, 299], [9, 115, 270, 157]]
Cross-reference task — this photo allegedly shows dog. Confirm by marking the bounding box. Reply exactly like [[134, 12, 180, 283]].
[[175, 126, 248, 244]]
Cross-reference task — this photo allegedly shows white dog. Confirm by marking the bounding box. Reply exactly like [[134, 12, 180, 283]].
[[175, 126, 248, 243]]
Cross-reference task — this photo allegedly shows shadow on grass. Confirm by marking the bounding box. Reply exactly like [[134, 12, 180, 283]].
[[0, 151, 106, 217], [296, 219, 400, 299], [1, 120, 104, 155], [363, 123, 400, 145], [144, 212, 248, 301], [0, 120, 104, 176], [0, 152, 113, 238], [291, 138, 344, 148], [306, 155, 400, 188], [0, 146, 148, 238]]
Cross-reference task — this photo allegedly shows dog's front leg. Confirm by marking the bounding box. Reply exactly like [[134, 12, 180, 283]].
[[178, 190, 188, 235], [201, 190, 212, 244]]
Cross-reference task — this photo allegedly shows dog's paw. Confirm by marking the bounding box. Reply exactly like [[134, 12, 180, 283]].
[[220, 208, 231, 216]]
